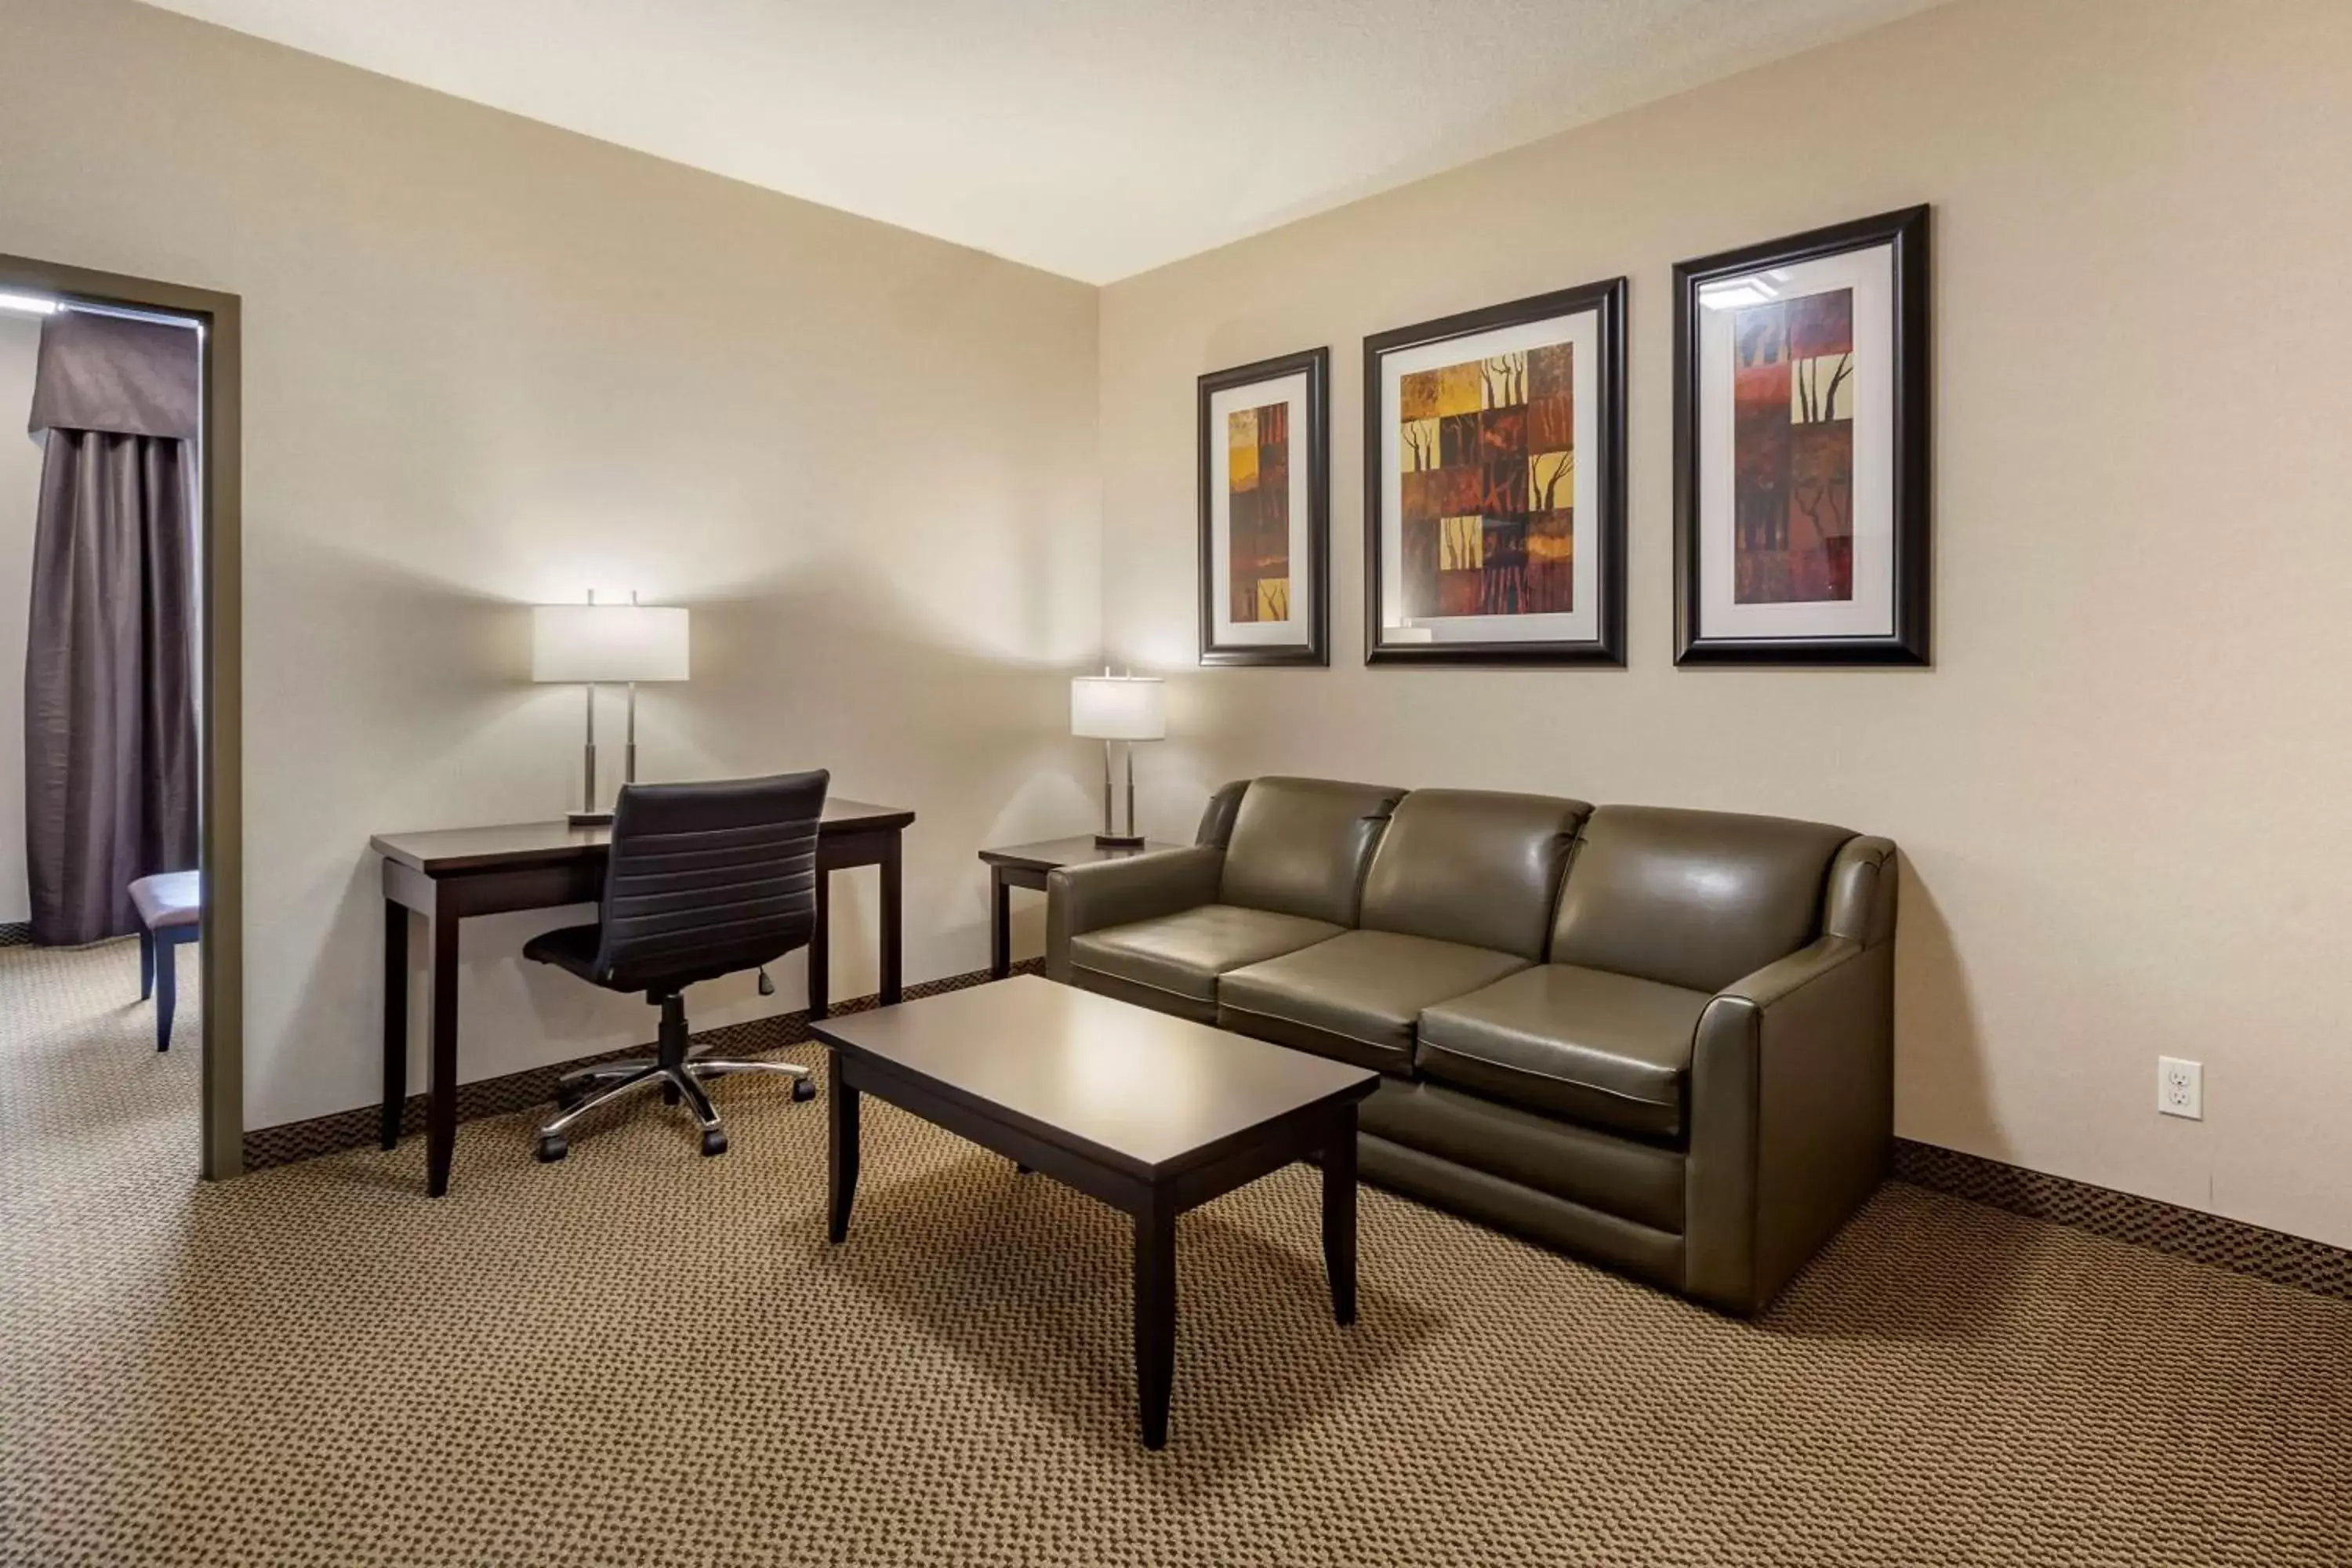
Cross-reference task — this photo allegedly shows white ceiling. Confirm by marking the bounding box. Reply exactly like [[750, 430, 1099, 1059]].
[[143, 0, 1944, 283]]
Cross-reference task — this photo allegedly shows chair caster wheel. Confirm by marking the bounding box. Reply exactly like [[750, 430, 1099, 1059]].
[[701, 1129, 728, 1157], [790, 1077, 816, 1102], [535, 1134, 568, 1163]]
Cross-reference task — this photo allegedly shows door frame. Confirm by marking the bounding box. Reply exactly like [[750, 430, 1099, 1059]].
[[0, 252, 244, 1180]]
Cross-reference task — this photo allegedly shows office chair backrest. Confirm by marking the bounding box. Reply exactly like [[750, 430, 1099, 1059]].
[[590, 769, 831, 996]]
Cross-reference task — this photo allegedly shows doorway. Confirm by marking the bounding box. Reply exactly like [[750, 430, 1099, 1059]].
[[0, 253, 241, 1179]]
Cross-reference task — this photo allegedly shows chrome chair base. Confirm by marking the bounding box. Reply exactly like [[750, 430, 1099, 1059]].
[[535, 1036, 814, 1163]]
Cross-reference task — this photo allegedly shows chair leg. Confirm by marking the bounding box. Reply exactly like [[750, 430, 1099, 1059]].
[[139, 928, 155, 1002], [688, 1058, 811, 1082], [154, 935, 175, 1052], [538, 1065, 665, 1138]]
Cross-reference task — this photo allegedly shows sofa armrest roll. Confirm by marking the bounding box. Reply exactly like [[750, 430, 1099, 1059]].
[[1045, 846, 1226, 983]]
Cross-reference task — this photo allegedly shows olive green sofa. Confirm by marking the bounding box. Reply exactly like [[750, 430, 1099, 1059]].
[[1045, 775, 1897, 1316]]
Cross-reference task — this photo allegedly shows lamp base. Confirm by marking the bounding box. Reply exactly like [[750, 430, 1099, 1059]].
[[1093, 832, 1146, 849], [567, 809, 615, 828]]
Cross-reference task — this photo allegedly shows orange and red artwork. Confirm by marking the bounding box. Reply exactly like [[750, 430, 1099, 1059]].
[[1396, 341, 1574, 618], [1732, 289, 1854, 603], [1227, 401, 1290, 622]]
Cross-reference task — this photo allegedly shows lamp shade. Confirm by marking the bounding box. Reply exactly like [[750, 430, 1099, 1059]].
[[1070, 675, 1164, 741], [531, 604, 690, 683]]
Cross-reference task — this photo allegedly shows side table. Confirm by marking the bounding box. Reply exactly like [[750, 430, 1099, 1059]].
[[977, 835, 1182, 979]]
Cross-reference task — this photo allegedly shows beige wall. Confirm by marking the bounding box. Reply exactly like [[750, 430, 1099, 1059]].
[[0, 0, 1104, 1132], [1101, 0, 2352, 1247], [0, 318, 36, 925]]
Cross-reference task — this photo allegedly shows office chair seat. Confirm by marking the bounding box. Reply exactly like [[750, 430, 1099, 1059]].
[[525, 770, 829, 1163], [520, 923, 604, 982]]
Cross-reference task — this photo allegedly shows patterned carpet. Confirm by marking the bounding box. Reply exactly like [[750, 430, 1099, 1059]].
[[3, 940, 2350, 1567]]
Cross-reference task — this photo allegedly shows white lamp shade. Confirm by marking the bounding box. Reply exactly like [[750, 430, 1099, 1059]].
[[531, 604, 690, 683], [1071, 675, 1164, 741]]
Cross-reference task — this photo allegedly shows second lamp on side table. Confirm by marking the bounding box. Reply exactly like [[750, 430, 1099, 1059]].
[[978, 837, 1181, 981]]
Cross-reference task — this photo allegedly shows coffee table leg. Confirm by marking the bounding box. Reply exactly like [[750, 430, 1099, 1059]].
[[827, 1052, 859, 1243], [1322, 1105, 1359, 1327], [1133, 1192, 1177, 1449]]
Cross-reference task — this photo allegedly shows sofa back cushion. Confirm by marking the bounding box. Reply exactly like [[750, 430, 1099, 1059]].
[[1219, 777, 1404, 927], [1359, 789, 1592, 959], [1550, 806, 1855, 993]]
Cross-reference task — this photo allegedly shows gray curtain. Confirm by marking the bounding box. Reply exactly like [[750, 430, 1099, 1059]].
[[24, 310, 200, 946]]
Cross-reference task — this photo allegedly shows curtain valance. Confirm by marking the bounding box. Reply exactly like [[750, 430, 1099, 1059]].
[[27, 310, 199, 441]]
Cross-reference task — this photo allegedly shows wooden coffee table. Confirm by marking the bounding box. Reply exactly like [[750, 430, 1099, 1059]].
[[811, 975, 1377, 1448]]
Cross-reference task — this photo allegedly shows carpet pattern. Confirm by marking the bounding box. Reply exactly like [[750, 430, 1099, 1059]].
[[3, 938, 2350, 1567]]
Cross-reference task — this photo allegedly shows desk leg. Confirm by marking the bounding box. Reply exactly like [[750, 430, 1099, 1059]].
[[1322, 1105, 1359, 1327], [426, 899, 460, 1198], [381, 899, 408, 1151], [880, 831, 903, 1006], [826, 1053, 858, 1243], [1134, 1190, 1178, 1450], [989, 866, 1011, 981], [808, 867, 830, 1022]]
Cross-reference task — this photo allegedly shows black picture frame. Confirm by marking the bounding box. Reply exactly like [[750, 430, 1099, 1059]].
[[1672, 205, 1930, 666], [1197, 347, 1330, 667], [1362, 278, 1628, 666]]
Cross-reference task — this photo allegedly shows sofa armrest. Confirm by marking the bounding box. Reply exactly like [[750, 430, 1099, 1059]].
[[1823, 834, 1899, 949], [1684, 933, 1895, 1315], [1045, 846, 1225, 983]]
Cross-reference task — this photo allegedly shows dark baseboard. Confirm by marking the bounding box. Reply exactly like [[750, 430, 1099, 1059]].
[[241, 968, 2350, 1305], [241, 960, 1043, 1171], [1893, 1138, 2352, 1303], [0, 922, 34, 948]]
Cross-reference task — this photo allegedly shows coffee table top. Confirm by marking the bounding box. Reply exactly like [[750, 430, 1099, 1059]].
[[810, 976, 1377, 1178]]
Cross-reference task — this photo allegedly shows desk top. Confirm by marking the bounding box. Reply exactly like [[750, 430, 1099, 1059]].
[[371, 797, 914, 875], [811, 975, 1376, 1178]]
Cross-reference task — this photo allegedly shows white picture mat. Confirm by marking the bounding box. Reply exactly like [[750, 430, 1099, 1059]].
[[1696, 242, 1895, 641], [1207, 372, 1313, 646], [1376, 310, 1600, 645]]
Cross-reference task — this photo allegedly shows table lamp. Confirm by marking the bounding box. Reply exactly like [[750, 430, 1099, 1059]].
[[532, 592, 691, 826], [1071, 670, 1164, 848]]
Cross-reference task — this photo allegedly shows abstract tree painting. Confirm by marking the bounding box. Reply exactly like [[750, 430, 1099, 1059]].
[[1733, 288, 1854, 604], [1366, 278, 1626, 665], [1396, 342, 1577, 619], [1673, 205, 1929, 665], [1226, 401, 1290, 623], [1198, 347, 1328, 666]]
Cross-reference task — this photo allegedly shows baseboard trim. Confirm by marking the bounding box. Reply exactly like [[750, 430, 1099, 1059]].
[[0, 922, 34, 948], [1893, 1138, 2352, 1303], [241, 961, 1042, 1171]]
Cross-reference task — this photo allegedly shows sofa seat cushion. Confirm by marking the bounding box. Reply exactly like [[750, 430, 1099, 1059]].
[[1218, 929, 1530, 1076], [1416, 963, 1709, 1140], [1069, 904, 1343, 1013]]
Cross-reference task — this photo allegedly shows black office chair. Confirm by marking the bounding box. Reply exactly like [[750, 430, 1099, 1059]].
[[525, 768, 829, 1163]]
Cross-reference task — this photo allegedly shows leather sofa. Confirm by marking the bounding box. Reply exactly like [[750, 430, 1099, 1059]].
[[1045, 776, 1896, 1316]]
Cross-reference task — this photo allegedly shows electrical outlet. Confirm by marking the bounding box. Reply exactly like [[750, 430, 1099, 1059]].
[[2158, 1057, 2203, 1120]]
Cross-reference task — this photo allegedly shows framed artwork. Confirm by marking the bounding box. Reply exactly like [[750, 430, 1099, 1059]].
[[1673, 205, 1930, 665], [1363, 279, 1627, 666], [1198, 347, 1329, 666]]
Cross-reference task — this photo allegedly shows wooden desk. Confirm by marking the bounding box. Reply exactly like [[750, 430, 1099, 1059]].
[[976, 835, 1182, 979], [371, 797, 915, 1196]]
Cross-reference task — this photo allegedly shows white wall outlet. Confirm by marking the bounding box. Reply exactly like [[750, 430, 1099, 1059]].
[[2158, 1057, 2203, 1120]]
